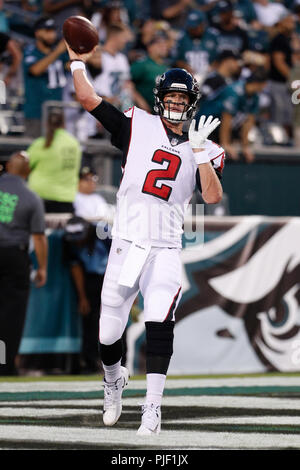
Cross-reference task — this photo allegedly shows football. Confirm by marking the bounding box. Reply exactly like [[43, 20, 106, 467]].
[[63, 16, 99, 54]]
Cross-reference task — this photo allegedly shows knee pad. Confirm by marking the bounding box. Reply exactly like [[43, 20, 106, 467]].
[[145, 321, 174, 357], [99, 314, 123, 345], [101, 279, 125, 308], [99, 339, 123, 366], [101, 262, 132, 308]]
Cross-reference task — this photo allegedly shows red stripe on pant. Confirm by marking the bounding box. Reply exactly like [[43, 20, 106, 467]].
[[163, 286, 181, 322]]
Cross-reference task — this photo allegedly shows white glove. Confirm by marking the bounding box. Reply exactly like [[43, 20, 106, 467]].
[[189, 116, 221, 148], [189, 115, 221, 165]]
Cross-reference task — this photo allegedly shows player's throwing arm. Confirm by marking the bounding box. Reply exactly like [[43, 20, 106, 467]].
[[63, 16, 102, 111]]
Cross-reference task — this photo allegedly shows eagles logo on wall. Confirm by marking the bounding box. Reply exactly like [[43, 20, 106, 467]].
[[168, 218, 300, 374]]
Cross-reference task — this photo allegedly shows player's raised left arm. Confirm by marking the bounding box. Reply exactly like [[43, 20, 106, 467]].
[[197, 161, 223, 204], [65, 41, 102, 111], [189, 117, 223, 204]]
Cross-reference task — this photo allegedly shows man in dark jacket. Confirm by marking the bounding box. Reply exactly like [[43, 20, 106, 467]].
[[0, 152, 48, 375]]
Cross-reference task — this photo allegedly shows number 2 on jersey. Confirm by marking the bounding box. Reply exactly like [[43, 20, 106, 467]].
[[142, 150, 182, 201]]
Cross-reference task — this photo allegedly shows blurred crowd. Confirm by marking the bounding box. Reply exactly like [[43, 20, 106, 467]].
[[0, 0, 300, 162]]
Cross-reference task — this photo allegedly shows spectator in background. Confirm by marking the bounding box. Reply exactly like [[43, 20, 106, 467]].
[[74, 166, 108, 220], [232, 0, 258, 27], [295, 4, 300, 35], [195, 0, 218, 16], [91, 0, 130, 44], [175, 9, 211, 82], [64, 213, 111, 374], [269, 12, 295, 135], [0, 32, 22, 87], [246, 25, 270, 58], [0, 0, 9, 33], [203, 0, 249, 62], [68, 165, 111, 373], [253, 0, 288, 29], [241, 50, 269, 79], [151, 0, 193, 31], [63, 44, 104, 139], [129, 18, 157, 62], [290, 48, 300, 147], [91, 24, 134, 109], [122, 0, 137, 25], [78, 24, 148, 138], [27, 108, 82, 213], [155, 20, 179, 64], [196, 50, 242, 141], [0, 151, 47, 376], [63, 45, 103, 139], [131, 34, 169, 112], [200, 0, 258, 27], [130, 19, 177, 65], [21, 0, 43, 15], [219, 67, 268, 162], [43, 0, 82, 31], [23, 17, 68, 138]]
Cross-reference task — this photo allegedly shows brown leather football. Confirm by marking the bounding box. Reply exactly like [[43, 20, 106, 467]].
[[63, 16, 99, 54]]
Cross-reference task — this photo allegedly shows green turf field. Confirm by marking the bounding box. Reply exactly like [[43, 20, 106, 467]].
[[0, 373, 300, 450]]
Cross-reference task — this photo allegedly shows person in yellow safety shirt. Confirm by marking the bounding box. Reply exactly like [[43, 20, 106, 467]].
[[27, 107, 82, 213]]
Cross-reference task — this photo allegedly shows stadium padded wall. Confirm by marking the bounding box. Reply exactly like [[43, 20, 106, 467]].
[[222, 161, 300, 216], [18, 218, 300, 374]]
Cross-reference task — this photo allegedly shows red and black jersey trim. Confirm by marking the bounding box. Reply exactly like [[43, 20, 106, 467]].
[[121, 106, 134, 171], [89, 100, 132, 169], [164, 286, 182, 322]]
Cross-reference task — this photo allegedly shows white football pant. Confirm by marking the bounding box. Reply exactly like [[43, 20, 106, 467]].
[[99, 238, 182, 345]]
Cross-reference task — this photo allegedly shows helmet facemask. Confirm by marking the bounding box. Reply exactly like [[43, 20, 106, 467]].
[[153, 69, 201, 123], [159, 94, 192, 123]]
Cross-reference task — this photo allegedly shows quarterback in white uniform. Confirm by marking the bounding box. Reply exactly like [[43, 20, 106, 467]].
[[66, 42, 224, 435]]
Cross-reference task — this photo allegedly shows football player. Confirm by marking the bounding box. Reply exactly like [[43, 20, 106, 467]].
[[66, 42, 224, 435]]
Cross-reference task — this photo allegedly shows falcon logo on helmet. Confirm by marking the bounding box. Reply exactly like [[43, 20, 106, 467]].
[[153, 68, 201, 123]]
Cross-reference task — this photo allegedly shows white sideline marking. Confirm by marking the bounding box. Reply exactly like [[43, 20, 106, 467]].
[[0, 407, 136, 417], [0, 408, 96, 417], [1, 395, 300, 409], [1, 376, 300, 392], [0, 407, 299, 426], [0, 425, 299, 449], [165, 416, 300, 426]]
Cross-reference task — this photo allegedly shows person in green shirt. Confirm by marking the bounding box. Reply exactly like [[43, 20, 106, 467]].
[[130, 34, 169, 112], [234, 0, 258, 25], [219, 68, 267, 163], [195, 49, 241, 140], [23, 16, 69, 138], [175, 9, 212, 79], [195, 0, 257, 25], [201, 1, 249, 63], [27, 108, 82, 213]]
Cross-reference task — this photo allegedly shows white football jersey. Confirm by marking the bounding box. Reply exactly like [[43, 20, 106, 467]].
[[112, 107, 225, 248], [81, 52, 132, 138], [93, 51, 131, 98], [74, 192, 108, 219]]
